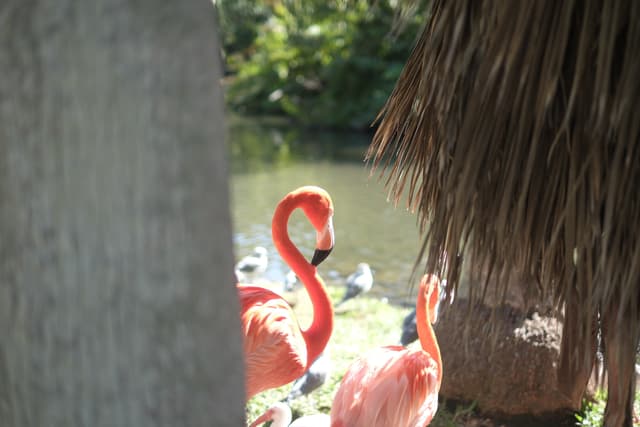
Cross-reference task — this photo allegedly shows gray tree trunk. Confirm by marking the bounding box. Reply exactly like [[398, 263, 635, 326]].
[[0, 1, 245, 426]]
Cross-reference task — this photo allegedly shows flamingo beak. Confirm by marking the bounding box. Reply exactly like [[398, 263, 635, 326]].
[[248, 409, 273, 427], [311, 248, 332, 266], [311, 216, 334, 266]]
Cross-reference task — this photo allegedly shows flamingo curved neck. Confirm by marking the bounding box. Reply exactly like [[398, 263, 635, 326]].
[[272, 195, 334, 367], [416, 283, 442, 385]]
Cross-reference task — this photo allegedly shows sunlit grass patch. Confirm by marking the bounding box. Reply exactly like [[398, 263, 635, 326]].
[[245, 284, 640, 426], [245, 284, 475, 425], [245, 285, 408, 423]]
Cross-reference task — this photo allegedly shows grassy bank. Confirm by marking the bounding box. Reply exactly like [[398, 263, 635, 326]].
[[245, 285, 407, 423], [245, 284, 638, 426]]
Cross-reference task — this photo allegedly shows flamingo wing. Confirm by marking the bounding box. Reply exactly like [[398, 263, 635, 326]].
[[330, 346, 439, 427], [240, 286, 307, 398]]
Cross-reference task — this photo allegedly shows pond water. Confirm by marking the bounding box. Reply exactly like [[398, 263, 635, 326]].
[[228, 116, 424, 305]]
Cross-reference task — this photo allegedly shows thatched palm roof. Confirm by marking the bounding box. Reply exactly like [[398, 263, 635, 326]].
[[368, 1, 639, 426]]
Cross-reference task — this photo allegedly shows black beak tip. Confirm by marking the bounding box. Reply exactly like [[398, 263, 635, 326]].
[[311, 248, 332, 266]]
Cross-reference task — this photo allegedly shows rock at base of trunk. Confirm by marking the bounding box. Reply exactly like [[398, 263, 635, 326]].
[[434, 298, 581, 417]]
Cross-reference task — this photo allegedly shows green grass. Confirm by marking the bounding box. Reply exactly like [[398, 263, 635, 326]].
[[245, 284, 475, 426], [246, 285, 407, 423], [245, 284, 639, 426]]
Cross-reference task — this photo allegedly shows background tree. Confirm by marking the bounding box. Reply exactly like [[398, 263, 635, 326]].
[[219, 0, 429, 130], [0, 2, 244, 426]]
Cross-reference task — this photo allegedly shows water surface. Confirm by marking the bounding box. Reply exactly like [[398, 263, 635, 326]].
[[229, 116, 424, 304]]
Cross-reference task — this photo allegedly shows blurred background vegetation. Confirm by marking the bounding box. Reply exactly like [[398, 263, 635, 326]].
[[217, 0, 429, 130]]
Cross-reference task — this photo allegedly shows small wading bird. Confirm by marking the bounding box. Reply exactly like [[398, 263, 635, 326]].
[[285, 351, 331, 403], [250, 402, 330, 427], [238, 186, 335, 400], [399, 308, 418, 347], [336, 263, 373, 307], [235, 246, 268, 283], [330, 274, 442, 427], [283, 269, 298, 292]]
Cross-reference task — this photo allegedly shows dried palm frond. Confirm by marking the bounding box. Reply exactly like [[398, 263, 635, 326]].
[[367, 1, 640, 426]]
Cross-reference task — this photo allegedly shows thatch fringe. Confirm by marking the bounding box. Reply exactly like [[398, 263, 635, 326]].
[[367, 1, 640, 425]]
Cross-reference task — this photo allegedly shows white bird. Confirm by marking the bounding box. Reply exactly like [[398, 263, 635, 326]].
[[285, 351, 330, 402], [235, 246, 268, 283], [337, 263, 373, 307], [249, 402, 330, 427], [283, 269, 299, 292]]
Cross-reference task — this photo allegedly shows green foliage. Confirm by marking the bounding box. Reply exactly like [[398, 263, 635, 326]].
[[219, 0, 429, 130], [217, 0, 270, 61], [226, 114, 373, 175], [574, 390, 640, 427], [575, 390, 606, 427]]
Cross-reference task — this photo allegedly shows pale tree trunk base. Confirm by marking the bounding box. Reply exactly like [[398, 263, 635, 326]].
[[0, 2, 245, 426]]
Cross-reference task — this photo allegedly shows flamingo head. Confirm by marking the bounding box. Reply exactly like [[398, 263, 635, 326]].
[[294, 186, 334, 266], [420, 274, 441, 324]]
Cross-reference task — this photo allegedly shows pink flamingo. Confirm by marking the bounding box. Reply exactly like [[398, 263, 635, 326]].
[[250, 402, 330, 427], [330, 274, 442, 427], [238, 186, 335, 400]]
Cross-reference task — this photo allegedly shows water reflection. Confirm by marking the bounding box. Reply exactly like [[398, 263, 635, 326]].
[[229, 115, 369, 173], [229, 116, 424, 305]]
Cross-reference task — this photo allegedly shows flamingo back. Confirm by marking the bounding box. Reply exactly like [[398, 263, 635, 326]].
[[330, 346, 439, 427], [240, 286, 307, 398]]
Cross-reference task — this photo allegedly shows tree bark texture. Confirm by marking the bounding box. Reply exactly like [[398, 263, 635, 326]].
[[0, 1, 245, 426]]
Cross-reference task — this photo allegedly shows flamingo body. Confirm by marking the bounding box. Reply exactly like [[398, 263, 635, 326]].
[[330, 346, 438, 427], [240, 286, 307, 398], [239, 186, 335, 401], [330, 275, 442, 427]]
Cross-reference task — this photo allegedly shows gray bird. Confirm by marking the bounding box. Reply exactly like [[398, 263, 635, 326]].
[[337, 263, 373, 307], [235, 246, 268, 283], [400, 308, 418, 346], [284, 351, 330, 402]]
